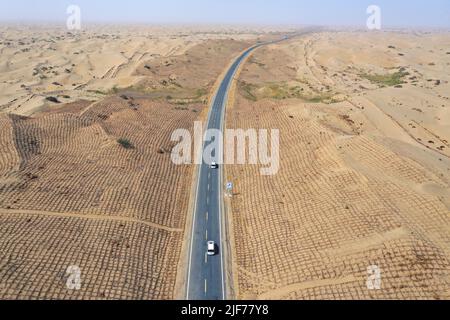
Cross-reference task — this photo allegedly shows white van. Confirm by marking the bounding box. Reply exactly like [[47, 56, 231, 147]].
[[207, 241, 216, 256]]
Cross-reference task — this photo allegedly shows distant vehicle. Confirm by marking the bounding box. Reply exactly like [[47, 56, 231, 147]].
[[210, 162, 218, 169], [207, 241, 216, 256]]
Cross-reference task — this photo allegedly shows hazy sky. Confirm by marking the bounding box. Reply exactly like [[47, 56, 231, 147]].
[[0, 0, 449, 28]]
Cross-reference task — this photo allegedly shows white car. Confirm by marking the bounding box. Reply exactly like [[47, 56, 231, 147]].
[[210, 162, 218, 169], [207, 241, 216, 256]]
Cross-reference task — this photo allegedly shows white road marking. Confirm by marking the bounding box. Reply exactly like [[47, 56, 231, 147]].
[[186, 165, 201, 300], [205, 229, 208, 240], [205, 252, 208, 264], [204, 279, 207, 294], [206, 211, 209, 221], [219, 188, 225, 300]]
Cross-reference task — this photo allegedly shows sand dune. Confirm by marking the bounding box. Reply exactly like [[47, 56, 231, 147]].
[[1, 25, 448, 300], [228, 30, 450, 300], [0, 24, 269, 116], [0, 24, 289, 299]]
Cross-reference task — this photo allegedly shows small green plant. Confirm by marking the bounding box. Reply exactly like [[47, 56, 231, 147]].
[[360, 70, 409, 87], [238, 81, 337, 103], [117, 138, 134, 149], [238, 81, 258, 101], [249, 57, 265, 67], [45, 96, 60, 103], [87, 89, 107, 95], [195, 88, 208, 98]]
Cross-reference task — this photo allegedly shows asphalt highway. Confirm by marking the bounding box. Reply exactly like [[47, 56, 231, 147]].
[[185, 30, 317, 300], [185, 45, 259, 300]]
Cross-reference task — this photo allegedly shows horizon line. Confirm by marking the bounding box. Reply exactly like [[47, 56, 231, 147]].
[[1, 20, 450, 32]]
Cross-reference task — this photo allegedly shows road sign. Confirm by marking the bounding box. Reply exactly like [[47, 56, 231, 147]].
[[226, 182, 233, 197]]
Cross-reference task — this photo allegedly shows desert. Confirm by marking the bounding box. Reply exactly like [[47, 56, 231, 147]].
[[0, 24, 276, 299], [226, 29, 450, 299], [0, 23, 449, 301]]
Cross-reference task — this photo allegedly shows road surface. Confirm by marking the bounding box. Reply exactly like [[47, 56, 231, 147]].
[[185, 31, 316, 300], [185, 44, 260, 300]]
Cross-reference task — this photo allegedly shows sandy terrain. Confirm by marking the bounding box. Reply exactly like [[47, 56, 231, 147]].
[[0, 24, 270, 299], [2, 24, 448, 300], [227, 30, 450, 299], [0, 95, 199, 299], [0, 24, 264, 116]]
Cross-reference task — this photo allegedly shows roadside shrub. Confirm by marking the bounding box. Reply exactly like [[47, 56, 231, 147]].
[[117, 138, 134, 149]]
